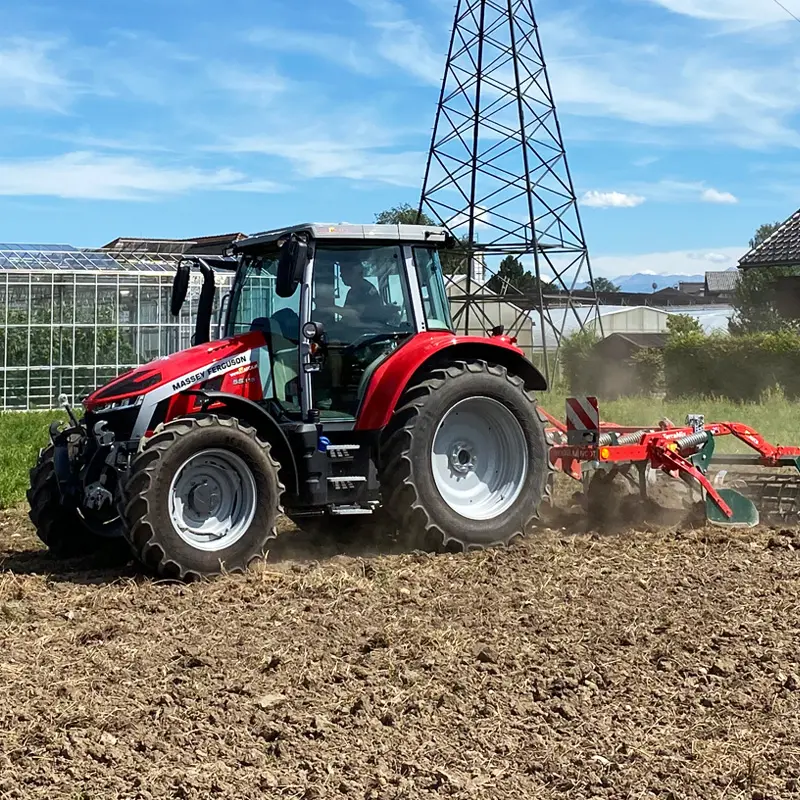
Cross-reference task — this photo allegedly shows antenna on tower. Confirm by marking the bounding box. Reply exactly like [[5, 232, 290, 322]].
[[418, 0, 603, 384]]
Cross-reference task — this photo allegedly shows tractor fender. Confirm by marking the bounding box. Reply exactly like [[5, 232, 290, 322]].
[[184, 391, 299, 494], [354, 333, 547, 432]]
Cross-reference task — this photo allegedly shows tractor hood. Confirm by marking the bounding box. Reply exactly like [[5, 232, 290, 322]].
[[83, 331, 266, 412]]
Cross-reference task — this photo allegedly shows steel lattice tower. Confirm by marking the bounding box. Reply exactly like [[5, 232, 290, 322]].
[[418, 0, 603, 383]]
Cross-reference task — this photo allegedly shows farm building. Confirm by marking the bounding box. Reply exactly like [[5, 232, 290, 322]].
[[0, 236, 239, 411]]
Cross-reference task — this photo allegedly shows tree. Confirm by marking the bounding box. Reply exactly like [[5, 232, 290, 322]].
[[591, 276, 620, 293], [729, 264, 800, 334], [486, 255, 552, 298], [374, 203, 436, 227], [666, 313, 703, 338], [374, 203, 468, 274], [749, 221, 782, 250]]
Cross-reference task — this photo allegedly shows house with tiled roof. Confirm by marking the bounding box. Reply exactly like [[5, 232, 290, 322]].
[[739, 211, 800, 269]]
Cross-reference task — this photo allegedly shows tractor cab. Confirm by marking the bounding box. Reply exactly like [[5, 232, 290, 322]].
[[222, 223, 457, 423]]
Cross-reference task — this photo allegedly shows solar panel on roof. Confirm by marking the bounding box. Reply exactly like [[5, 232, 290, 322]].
[[0, 245, 183, 272]]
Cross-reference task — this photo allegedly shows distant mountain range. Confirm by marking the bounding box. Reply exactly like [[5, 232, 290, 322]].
[[583, 268, 736, 293]]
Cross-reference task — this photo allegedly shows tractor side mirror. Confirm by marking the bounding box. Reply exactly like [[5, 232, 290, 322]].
[[276, 237, 309, 298], [171, 259, 191, 317]]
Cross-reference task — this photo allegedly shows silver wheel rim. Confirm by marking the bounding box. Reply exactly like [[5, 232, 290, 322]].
[[168, 449, 257, 552], [431, 396, 528, 521]]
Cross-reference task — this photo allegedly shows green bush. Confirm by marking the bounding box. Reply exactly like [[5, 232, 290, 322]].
[[664, 329, 800, 401], [630, 348, 665, 393]]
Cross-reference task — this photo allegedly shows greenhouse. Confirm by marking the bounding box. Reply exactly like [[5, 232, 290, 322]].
[[0, 237, 238, 410]]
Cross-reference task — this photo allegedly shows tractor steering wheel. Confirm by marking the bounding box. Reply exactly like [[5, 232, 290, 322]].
[[343, 331, 404, 355]]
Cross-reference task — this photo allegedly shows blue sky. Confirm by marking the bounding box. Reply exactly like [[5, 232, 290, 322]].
[[1, 0, 800, 277]]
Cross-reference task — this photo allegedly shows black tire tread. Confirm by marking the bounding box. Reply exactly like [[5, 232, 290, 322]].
[[379, 359, 548, 553], [26, 444, 112, 557], [118, 414, 284, 581]]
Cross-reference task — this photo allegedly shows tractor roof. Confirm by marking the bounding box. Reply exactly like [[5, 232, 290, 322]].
[[233, 223, 453, 252]]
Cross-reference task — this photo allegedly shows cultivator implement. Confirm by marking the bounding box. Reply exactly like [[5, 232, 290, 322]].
[[546, 398, 800, 528]]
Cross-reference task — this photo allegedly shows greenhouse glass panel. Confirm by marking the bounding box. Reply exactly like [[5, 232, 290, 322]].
[[0, 244, 236, 409]]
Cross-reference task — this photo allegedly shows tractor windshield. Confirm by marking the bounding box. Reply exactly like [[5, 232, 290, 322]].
[[311, 244, 414, 420], [226, 255, 302, 416]]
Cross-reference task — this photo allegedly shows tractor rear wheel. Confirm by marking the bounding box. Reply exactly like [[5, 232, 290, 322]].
[[27, 444, 124, 558], [380, 360, 548, 552], [119, 415, 284, 580]]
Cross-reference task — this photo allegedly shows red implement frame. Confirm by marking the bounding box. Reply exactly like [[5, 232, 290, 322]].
[[547, 416, 800, 521]]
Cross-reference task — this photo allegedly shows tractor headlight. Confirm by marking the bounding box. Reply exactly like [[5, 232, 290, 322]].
[[93, 395, 145, 415]]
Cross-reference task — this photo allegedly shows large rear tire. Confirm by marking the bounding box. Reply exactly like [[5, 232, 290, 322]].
[[119, 415, 284, 580], [379, 360, 549, 552], [27, 444, 123, 558]]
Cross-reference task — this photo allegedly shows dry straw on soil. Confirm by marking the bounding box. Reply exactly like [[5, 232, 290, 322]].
[[1, 503, 799, 799]]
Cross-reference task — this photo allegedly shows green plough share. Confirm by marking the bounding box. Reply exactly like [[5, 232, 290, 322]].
[[690, 433, 759, 528], [705, 488, 760, 528]]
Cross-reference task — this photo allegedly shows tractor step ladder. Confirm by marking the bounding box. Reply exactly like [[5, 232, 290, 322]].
[[327, 476, 368, 491], [330, 504, 375, 516], [326, 444, 360, 461]]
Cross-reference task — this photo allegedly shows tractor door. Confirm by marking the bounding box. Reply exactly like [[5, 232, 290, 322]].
[[226, 255, 302, 416], [308, 245, 416, 421]]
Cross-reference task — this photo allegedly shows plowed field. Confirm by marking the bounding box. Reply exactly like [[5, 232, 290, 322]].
[[1, 498, 800, 799]]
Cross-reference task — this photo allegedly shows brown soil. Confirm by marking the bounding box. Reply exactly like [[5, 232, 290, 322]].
[[1, 495, 800, 799]]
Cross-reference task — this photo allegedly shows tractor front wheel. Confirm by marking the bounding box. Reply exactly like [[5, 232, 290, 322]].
[[119, 415, 284, 580], [27, 444, 124, 558], [380, 360, 548, 552]]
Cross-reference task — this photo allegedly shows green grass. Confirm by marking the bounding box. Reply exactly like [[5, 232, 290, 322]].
[[1, 392, 799, 511], [0, 411, 66, 510]]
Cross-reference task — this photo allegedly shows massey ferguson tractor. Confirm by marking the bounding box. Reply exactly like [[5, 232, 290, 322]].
[[27, 223, 550, 579]]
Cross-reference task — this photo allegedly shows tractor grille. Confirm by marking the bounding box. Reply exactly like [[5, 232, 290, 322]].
[[84, 407, 140, 443]]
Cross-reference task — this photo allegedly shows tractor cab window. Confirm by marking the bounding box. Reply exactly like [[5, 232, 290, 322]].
[[413, 247, 454, 332], [311, 245, 414, 420], [227, 255, 301, 417]]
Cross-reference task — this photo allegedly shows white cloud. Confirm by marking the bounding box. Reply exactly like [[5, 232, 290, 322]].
[[590, 246, 747, 278], [701, 187, 738, 203], [687, 251, 732, 263], [445, 207, 492, 229], [602, 179, 740, 205], [0, 152, 282, 200], [0, 39, 73, 111], [582, 190, 646, 208]]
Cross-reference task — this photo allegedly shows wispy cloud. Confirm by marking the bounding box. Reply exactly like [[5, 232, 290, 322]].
[[0, 152, 282, 200], [209, 65, 290, 106], [0, 39, 73, 111], [245, 28, 376, 75], [347, 0, 444, 84], [582, 190, 646, 208], [215, 133, 423, 187], [541, 9, 800, 149], [640, 0, 791, 25]]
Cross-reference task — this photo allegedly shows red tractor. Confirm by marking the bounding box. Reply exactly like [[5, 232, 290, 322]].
[[27, 223, 550, 579]]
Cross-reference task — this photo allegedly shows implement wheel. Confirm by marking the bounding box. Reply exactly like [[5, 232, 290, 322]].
[[380, 360, 548, 552], [119, 415, 284, 580], [27, 443, 123, 558]]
